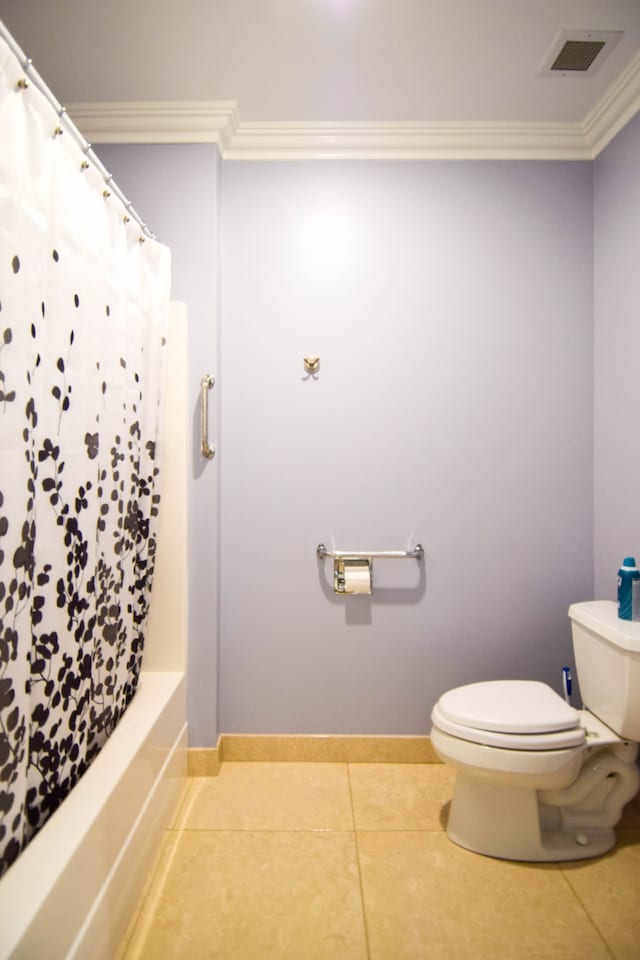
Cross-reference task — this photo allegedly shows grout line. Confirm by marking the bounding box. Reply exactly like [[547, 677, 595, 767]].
[[179, 824, 447, 833], [555, 866, 617, 960], [347, 763, 372, 960], [170, 826, 358, 834]]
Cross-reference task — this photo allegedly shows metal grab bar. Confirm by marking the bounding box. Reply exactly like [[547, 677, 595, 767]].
[[317, 543, 424, 561], [200, 374, 216, 460]]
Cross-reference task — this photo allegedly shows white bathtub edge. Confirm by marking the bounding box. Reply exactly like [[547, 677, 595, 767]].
[[0, 670, 187, 960], [69, 720, 188, 960]]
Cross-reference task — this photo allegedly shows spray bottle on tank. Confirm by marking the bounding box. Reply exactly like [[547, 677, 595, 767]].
[[617, 557, 640, 621]]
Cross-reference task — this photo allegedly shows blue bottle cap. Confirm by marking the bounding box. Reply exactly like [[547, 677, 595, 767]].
[[623, 557, 636, 567]]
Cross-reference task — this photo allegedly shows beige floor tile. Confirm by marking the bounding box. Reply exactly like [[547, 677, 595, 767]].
[[125, 830, 368, 960], [560, 834, 640, 960], [357, 831, 613, 960], [349, 762, 454, 830], [180, 762, 354, 831]]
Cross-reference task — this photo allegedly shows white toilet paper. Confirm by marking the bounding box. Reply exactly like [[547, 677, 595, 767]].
[[342, 561, 372, 595]]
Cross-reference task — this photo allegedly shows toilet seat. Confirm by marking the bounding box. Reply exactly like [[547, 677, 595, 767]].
[[432, 680, 586, 750]]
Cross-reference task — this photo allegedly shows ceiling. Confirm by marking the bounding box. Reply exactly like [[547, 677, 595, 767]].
[[1, 0, 640, 158]]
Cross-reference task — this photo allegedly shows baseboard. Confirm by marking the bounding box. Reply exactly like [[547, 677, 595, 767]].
[[188, 735, 440, 771], [188, 743, 223, 777]]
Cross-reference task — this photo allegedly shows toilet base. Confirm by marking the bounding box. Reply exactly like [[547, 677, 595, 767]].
[[447, 775, 616, 862]]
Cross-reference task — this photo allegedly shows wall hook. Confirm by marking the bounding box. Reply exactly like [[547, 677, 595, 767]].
[[303, 356, 320, 379]]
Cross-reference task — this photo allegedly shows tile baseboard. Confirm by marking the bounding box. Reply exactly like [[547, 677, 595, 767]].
[[188, 745, 222, 777], [188, 735, 441, 770], [222, 735, 440, 763]]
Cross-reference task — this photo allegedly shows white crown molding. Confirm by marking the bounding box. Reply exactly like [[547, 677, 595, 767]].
[[581, 49, 640, 157], [68, 100, 239, 147], [224, 120, 589, 160], [67, 101, 590, 160], [68, 57, 640, 161]]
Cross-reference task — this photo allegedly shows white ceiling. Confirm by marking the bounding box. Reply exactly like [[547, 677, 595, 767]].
[[1, 0, 640, 157]]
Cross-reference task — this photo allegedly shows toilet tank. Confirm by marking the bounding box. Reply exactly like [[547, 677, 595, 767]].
[[569, 600, 640, 740]]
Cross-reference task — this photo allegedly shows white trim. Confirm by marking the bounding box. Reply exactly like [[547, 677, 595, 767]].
[[224, 120, 589, 160], [582, 49, 640, 156], [68, 56, 640, 160], [69, 100, 238, 146]]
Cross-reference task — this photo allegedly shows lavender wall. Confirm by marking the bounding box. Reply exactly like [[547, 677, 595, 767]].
[[93, 149, 595, 739], [96, 144, 221, 746], [220, 160, 594, 733], [593, 111, 640, 599]]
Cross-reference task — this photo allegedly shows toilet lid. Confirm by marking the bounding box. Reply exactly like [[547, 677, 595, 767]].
[[436, 680, 579, 735], [431, 703, 586, 750]]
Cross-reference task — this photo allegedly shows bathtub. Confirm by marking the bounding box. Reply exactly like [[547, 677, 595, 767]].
[[0, 672, 187, 959], [0, 303, 190, 959]]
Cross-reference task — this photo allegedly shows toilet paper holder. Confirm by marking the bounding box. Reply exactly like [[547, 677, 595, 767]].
[[317, 543, 424, 596], [334, 557, 373, 595]]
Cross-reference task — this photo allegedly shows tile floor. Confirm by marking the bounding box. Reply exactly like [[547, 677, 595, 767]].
[[121, 762, 640, 960]]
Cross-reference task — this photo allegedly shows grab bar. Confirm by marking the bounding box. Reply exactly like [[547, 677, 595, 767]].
[[200, 374, 216, 460], [317, 543, 424, 561]]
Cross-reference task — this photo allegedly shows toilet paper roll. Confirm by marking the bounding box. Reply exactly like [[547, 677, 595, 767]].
[[342, 560, 372, 595]]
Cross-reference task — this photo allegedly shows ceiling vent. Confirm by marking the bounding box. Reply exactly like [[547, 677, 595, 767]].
[[541, 30, 623, 77]]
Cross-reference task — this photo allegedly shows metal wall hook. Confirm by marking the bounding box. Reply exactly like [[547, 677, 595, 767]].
[[200, 374, 216, 460], [304, 356, 320, 375]]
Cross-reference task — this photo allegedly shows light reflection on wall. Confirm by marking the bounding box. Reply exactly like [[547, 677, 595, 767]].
[[289, 191, 367, 289]]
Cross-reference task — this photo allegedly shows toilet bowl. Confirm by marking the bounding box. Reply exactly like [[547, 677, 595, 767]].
[[430, 602, 640, 862]]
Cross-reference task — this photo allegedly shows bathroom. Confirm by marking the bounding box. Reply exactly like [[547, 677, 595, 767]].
[[0, 1, 640, 957]]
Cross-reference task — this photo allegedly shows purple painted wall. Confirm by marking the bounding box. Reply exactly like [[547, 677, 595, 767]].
[[593, 111, 640, 599], [220, 160, 594, 733], [98, 148, 600, 740]]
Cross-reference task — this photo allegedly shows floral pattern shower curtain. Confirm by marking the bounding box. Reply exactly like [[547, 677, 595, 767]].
[[0, 34, 170, 877]]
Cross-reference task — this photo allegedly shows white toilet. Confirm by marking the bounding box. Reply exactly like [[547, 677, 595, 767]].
[[430, 600, 640, 861]]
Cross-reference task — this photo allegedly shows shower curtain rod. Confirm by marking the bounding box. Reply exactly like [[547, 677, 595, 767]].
[[0, 19, 155, 240]]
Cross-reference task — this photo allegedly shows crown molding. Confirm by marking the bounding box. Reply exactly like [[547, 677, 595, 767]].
[[68, 59, 640, 161], [582, 49, 640, 157], [67, 102, 590, 160], [68, 100, 239, 148], [224, 120, 590, 160]]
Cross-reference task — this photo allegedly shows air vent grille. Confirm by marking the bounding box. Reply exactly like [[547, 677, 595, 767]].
[[551, 40, 606, 72], [541, 29, 623, 77]]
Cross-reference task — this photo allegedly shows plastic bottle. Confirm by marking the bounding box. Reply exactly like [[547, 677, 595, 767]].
[[617, 557, 640, 621]]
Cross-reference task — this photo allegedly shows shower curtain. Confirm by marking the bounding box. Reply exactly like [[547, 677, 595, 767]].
[[0, 33, 170, 878]]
